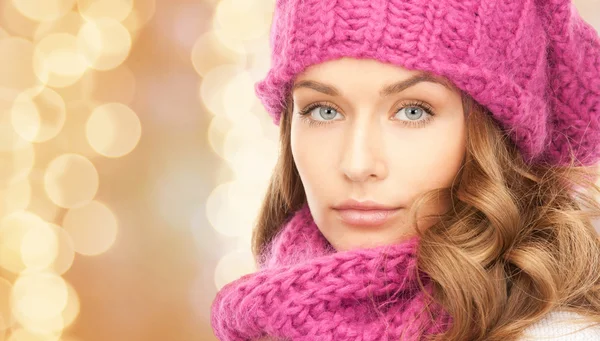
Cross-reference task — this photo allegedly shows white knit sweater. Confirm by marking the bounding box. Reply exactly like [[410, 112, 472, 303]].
[[520, 310, 600, 340]]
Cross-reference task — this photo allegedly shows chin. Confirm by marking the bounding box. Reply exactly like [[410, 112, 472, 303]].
[[326, 231, 401, 252], [322, 223, 416, 252]]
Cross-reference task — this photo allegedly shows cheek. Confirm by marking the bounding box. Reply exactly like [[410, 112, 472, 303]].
[[389, 120, 466, 193], [290, 124, 337, 194], [427, 131, 465, 185]]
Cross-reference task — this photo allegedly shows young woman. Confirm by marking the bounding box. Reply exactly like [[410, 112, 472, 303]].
[[211, 0, 600, 340]]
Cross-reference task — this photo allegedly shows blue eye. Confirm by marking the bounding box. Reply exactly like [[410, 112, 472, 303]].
[[297, 100, 436, 128], [398, 106, 425, 120], [393, 100, 436, 128], [299, 105, 341, 121], [317, 107, 339, 120], [297, 102, 343, 127]]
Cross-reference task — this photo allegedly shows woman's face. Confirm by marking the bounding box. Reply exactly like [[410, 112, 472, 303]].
[[290, 57, 467, 251]]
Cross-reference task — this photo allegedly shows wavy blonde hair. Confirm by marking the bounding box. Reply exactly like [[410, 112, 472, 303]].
[[251, 90, 600, 340]]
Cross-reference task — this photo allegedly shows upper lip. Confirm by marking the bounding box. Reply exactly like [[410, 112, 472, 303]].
[[332, 199, 400, 211]]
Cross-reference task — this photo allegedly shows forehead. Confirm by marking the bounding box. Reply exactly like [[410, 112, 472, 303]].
[[292, 58, 457, 98], [293, 57, 456, 91]]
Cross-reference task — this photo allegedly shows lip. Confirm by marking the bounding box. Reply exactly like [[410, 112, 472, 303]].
[[332, 199, 401, 227], [332, 199, 400, 211]]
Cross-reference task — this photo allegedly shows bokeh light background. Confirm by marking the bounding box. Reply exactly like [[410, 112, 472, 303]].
[[0, 0, 597, 340]]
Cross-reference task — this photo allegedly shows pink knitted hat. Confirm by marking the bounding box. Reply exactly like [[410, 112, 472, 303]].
[[255, 0, 600, 166]]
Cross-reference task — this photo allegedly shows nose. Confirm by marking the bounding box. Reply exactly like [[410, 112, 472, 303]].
[[339, 118, 388, 183]]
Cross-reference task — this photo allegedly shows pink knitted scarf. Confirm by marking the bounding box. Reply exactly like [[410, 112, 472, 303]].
[[211, 203, 452, 340]]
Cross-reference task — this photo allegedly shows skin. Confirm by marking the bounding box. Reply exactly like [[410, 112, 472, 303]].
[[290, 57, 467, 251]]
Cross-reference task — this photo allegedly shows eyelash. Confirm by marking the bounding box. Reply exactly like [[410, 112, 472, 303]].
[[297, 100, 436, 128]]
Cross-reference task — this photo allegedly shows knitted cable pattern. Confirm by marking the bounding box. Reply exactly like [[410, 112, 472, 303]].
[[255, 0, 600, 166], [211, 204, 452, 341]]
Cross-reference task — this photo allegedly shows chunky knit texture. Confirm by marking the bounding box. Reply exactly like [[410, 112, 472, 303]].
[[210, 203, 452, 340], [254, 0, 600, 166]]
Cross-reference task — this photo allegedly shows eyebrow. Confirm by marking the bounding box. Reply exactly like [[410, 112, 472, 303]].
[[292, 72, 454, 97]]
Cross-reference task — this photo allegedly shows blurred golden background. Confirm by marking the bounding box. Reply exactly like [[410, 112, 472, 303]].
[[0, 0, 598, 340]]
